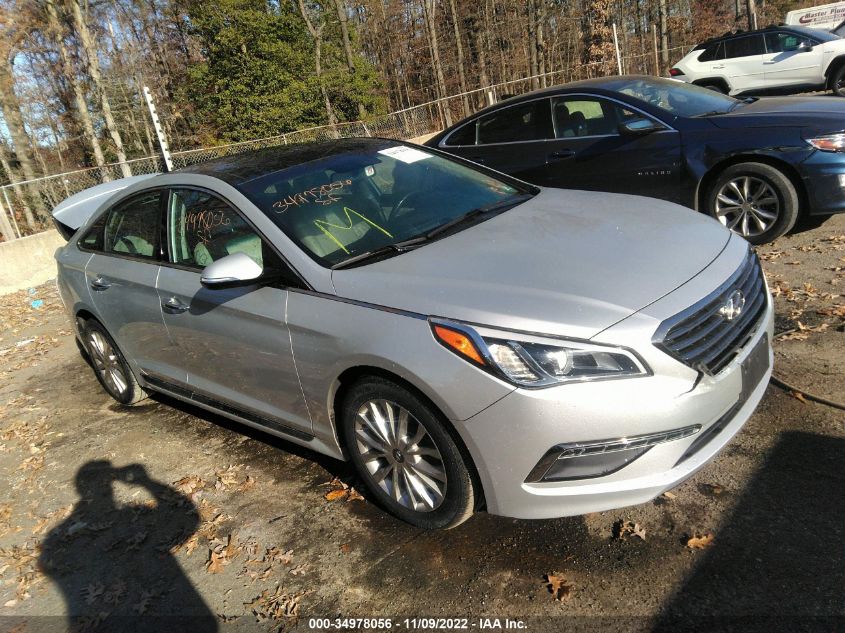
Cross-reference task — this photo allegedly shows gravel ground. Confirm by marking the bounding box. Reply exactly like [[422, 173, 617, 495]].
[[0, 215, 843, 633]]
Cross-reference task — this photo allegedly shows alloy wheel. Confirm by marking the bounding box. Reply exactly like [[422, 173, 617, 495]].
[[353, 399, 447, 512], [87, 331, 128, 397], [714, 176, 780, 238]]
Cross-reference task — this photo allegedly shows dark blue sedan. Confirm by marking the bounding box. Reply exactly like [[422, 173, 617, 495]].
[[426, 75, 845, 243]]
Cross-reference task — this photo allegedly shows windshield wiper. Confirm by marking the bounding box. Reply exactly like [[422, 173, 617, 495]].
[[330, 235, 428, 270], [424, 195, 532, 241]]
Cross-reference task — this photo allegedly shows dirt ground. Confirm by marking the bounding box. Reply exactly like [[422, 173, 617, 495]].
[[0, 215, 843, 633]]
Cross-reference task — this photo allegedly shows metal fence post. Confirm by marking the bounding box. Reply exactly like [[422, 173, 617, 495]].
[[1, 187, 21, 239], [613, 23, 623, 75], [143, 86, 174, 172]]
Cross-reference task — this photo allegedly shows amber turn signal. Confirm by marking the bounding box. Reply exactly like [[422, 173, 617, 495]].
[[433, 325, 486, 366]]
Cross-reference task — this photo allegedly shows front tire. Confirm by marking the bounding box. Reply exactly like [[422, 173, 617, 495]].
[[340, 377, 476, 529], [830, 65, 845, 97], [82, 320, 149, 406], [705, 162, 799, 244]]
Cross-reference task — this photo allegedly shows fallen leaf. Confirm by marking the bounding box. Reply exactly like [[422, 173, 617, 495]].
[[289, 563, 307, 576], [340, 543, 351, 554], [184, 533, 199, 556], [324, 489, 349, 502], [790, 390, 808, 404], [686, 533, 715, 549], [238, 475, 256, 492], [206, 549, 227, 574], [613, 520, 646, 541], [544, 573, 574, 601], [661, 491, 677, 500], [173, 475, 206, 495]]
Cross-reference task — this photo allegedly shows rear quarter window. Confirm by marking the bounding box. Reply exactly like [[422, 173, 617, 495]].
[[78, 213, 108, 251]]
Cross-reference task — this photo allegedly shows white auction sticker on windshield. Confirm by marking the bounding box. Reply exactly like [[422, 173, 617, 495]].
[[378, 146, 432, 164]]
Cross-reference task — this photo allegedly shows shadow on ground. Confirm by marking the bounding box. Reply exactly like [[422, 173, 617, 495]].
[[654, 431, 845, 632], [38, 461, 218, 632]]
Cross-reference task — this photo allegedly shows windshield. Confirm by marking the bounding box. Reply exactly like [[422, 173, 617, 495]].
[[236, 143, 530, 267], [601, 76, 741, 117]]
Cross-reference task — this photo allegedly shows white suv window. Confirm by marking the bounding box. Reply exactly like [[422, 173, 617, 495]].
[[765, 31, 816, 53], [723, 34, 766, 59]]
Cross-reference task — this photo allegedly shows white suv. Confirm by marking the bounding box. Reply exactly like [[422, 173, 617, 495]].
[[670, 25, 845, 97]]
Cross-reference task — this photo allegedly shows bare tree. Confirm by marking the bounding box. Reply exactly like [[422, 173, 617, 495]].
[[298, 0, 338, 127], [332, 0, 367, 119], [44, 0, 109, 177], [67, 0, 132, 176], [422, 0, 452, 127], [446, 0, 470, 116]]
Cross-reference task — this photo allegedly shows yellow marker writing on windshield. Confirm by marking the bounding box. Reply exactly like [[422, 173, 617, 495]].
[[314, 207, 392, 254]]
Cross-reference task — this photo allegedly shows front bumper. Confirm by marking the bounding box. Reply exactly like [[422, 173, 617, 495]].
[[455, 242, 774, 519], [799, 149, 845, 215]]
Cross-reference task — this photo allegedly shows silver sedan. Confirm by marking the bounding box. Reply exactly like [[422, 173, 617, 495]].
[[53, 138, 773, 528]]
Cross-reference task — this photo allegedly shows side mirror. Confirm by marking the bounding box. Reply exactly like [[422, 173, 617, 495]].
[[619, 117, 663, 136], [200, 252, 263, 289]]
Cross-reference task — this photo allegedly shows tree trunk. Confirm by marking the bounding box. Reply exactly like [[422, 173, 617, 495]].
[[659, 0, 668, 65], [45, 0, 109, 179], [447, 0, 470, 117], [68, 0, 132, 177], [422, 0, 452, 127], [298, 0, 338, 126], [0, 61, 39, 186], [528, 0, 540, 89], [0, 143, 37, 231], [332, 0, 367, 120]]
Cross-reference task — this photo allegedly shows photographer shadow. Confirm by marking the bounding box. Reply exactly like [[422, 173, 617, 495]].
[[38, 461, 217, 632]]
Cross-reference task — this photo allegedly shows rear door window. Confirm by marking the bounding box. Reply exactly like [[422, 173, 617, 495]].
[[103, 191, 162, 260], [723, 34, 766, 58], [477, 99, 553, 144]]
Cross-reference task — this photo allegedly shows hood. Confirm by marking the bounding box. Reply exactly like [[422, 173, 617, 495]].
[[707, 96, 845, 131], [52, 174, 159, 231], [331, 189, 732, 339]]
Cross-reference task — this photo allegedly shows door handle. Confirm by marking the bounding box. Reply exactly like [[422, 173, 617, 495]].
[[712, 64, 725, 69], [162, 297, 190, 314], [548, 150, 576, 161], [90, 276, 112, 291]]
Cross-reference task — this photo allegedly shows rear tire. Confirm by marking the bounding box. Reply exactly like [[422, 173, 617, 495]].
[[340, 377, 476, 529], [82, 320, 149, 406], [705, 162, 800, 244], [701, 83, 727, 94]]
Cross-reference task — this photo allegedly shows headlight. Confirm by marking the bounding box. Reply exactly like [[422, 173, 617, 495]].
[[431, 320, 649, 388], [806, 133, 845, 152]]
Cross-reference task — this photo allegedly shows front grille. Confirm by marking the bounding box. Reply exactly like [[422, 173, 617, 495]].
[[654, 251, 767, 375]]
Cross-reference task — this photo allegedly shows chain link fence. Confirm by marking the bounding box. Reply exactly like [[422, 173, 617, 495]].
[[0, 44, 692, 241]]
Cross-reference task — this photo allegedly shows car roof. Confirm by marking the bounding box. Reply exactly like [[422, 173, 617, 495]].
[[693, 24, 835, 49], [176, 137, 398, 186], [436, 75, 656, 121]]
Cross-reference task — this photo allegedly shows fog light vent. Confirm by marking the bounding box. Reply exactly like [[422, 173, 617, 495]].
[[525, 425, 701, 483]]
